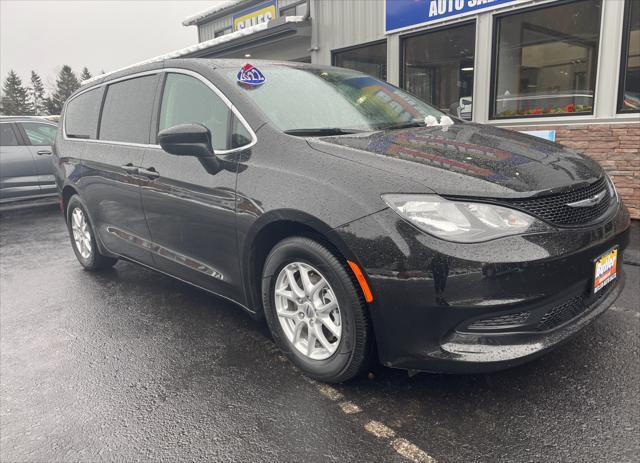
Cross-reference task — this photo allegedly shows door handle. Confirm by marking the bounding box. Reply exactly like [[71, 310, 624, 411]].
[[121, 163, 139, 174], [37, 150, 52, 156], [138, 167, 160, 179]]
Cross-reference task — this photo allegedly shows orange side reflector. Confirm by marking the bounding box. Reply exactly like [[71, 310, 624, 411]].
[[347, 260, 374, 303]]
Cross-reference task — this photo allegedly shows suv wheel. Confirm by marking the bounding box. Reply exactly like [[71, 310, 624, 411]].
[[262, 237, 373, 383], [66, 195, 117, 271]]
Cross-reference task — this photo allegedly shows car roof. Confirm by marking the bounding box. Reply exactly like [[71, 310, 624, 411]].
[[81, 58, 344, 89], [186, 58, 332, 70]]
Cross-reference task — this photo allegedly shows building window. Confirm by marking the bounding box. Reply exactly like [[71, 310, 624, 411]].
[[333, 41, 387, 81], [618, 0, 640, 113], [214, 27, 232, 38], [492, 0, 602, 119], [281, 1, 307, 17], [402, 22, 475, 120]]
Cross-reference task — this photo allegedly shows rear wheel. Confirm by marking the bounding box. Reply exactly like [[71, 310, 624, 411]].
[[262, 237, 373, 383], [66, 195, 117, 271]]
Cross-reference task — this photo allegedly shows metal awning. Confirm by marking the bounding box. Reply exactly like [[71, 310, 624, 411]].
[[180, 17, 311, 59]]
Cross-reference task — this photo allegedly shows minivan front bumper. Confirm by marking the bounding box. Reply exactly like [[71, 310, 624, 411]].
[[333, 204, 630, 373]]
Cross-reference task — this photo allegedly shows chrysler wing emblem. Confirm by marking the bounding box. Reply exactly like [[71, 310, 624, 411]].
[[566, 190, 607, 208]]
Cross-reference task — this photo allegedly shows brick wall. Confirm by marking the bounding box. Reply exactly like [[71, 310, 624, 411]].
[[508, 123, 640, 219]]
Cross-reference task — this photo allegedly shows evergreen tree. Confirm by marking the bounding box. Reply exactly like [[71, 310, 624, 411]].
[[30, 71, 47, 115], [80, 67, 92, 82], [0, 70, 33, 115], [46, 65, 80, 115]]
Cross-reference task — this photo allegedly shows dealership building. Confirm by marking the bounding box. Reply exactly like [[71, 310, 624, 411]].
[[170, 0, 640, 217]]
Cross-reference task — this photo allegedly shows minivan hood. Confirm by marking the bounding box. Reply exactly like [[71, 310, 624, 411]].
[[308, 123, 603, 198]]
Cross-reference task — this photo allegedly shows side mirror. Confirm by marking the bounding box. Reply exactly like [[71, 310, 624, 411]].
[[158, 123, 215, 158]]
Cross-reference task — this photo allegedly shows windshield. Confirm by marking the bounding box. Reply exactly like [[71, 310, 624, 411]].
[[225, 66, 445, 133]]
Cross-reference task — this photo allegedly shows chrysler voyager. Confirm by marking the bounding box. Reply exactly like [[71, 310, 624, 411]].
[[53, 60, 630, 382]]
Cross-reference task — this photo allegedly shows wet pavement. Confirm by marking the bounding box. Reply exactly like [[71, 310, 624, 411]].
[[1, 205, 639, 463]]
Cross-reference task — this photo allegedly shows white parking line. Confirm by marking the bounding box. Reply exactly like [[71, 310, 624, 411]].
[[339, 401, 362, 414], [316, 384, 344, 401], [249, 335, 437, 463], [364, 420, 396, 439], [391, 438, 437, 463]]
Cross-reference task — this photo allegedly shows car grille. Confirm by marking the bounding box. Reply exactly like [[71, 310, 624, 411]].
[[467, 312, 530, 330], [500, 177, 611, 226], [464, 283, 612, 333], [536, 288, 607, 332]]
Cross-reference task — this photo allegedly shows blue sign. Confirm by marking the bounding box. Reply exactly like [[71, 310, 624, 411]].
[[386, 0, 519, 32], [237, 63, 266, 87]]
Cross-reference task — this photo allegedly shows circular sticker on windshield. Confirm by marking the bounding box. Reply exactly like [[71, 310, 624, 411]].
[[237, 63, 265, 87]]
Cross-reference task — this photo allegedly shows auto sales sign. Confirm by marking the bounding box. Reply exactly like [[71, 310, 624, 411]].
[[234, 0, 277, 31], [386, 0, 521, 33]]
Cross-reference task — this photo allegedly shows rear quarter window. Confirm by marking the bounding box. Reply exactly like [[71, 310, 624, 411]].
[[65, 87, 103, 139], [99, 75, 158, 144]]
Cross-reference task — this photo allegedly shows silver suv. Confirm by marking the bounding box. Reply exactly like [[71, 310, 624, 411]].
[[0, 116, 57, 204]]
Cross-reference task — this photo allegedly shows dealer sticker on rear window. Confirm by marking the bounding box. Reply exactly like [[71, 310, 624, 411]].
[[594, 247, 618, 294], [237, 63, 265, 87]]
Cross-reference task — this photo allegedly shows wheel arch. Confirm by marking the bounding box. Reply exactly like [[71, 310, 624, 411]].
[[242, 209, 360, 317], [62, 185, 115, 258], [61, 184, 79, 220]]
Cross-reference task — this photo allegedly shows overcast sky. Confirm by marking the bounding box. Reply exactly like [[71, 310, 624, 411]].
[[0, 0, 217, 90]]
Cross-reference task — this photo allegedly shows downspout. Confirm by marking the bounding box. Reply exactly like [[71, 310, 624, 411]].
[[307, 0, 319, 62], [303, 0, 311, 20]]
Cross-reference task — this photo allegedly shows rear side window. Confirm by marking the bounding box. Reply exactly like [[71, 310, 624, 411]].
[[159, 73, 232, 150], [21, 122, 57, 146], [0, 124, 20, 146], [99, 75, 158, 144], [65, 87, 102, 139]]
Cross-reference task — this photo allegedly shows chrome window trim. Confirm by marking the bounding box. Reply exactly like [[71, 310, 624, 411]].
[[62, 67, 257, 154], [0, 121, 56, 128]]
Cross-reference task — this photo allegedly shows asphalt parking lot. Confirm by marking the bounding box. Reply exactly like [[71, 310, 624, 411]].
[[1, 205, 639, 463]]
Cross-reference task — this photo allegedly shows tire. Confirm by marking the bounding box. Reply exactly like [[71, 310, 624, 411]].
[[262, 237, 373, 383], [66, 195, 117, 271]]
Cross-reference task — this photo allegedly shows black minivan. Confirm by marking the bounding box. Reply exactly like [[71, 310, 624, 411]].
[[54, 59, 629, 382]]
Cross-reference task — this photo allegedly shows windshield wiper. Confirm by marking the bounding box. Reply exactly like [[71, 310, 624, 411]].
[[284, 128, 366, 137], [376, 121, 424, 131]]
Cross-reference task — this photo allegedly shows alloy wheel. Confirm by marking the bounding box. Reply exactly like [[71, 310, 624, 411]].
[[274, 262, 342, 360], [71, 207, 92, 259]]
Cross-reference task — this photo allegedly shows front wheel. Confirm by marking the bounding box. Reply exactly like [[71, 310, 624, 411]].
[[262, 237, 373, 383], [66, 195, 117, 271]]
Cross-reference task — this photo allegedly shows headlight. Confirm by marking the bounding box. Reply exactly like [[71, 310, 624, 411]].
[[382, 194, 553, 243]]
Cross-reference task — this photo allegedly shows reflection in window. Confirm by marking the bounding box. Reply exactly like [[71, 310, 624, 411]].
[[65, 87, 102, 139], [493, 0, 601, 118], [403, 23, 475, 120], [100, 76, 157, 144], [226, 67, 441, 132], [619, 0, 640, 112], [21, 122, 57, 146], [159, 73, 232, 150], [333, 41, 387, 81]]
